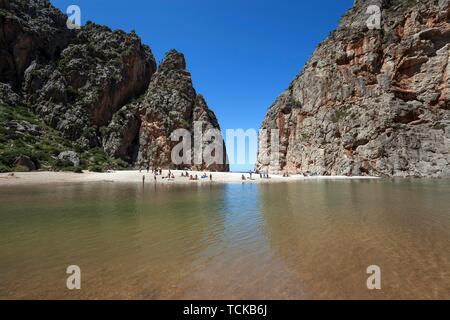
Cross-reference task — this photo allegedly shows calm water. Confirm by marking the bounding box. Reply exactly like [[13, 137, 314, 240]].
[[0, 179, 449, 300]]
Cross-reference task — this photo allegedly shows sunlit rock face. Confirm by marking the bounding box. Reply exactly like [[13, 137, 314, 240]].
[[137, 50, 229, 171], [258, 0, 449, 177]]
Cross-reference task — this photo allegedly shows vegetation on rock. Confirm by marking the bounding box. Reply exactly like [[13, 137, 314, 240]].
[[0, 104, 128, 173]]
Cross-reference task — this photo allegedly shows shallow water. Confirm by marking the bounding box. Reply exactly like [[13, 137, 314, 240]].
[[0, 179, 449, 299]]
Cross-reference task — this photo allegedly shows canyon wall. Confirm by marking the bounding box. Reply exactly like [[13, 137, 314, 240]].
[[257, 0, 449, 177]]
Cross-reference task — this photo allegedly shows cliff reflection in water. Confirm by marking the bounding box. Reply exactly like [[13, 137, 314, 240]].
[[258, 180, 450, 299]]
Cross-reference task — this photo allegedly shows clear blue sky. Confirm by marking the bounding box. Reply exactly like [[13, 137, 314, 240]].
[[51, 0, 353, 172]]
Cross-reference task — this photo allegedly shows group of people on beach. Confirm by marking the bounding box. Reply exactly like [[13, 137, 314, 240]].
[[162, 170, 175, 180], [139, 165, 163, 175], [141, 167, 214, 184], [259, 172, 270, 179], [140, 166, 171, 183], [141, 167, 300, 185], [181, 171, 198, 181], [181, 172, 213, 181]]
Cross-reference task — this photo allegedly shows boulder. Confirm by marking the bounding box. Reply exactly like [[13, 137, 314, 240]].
[[14, 156, 36, 171], [58, 151, 80, 167], [0, 83, 21, 106], [5, 120, 42, 136]]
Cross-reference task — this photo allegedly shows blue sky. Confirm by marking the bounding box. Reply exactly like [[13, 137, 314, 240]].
[[51, 0, 353, 171]]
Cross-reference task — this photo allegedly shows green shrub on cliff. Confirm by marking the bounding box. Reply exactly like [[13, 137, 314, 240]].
[[0, 104, 129, 173]]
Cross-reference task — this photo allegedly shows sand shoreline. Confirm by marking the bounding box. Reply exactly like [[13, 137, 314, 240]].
[[0, 170, 379, 187]]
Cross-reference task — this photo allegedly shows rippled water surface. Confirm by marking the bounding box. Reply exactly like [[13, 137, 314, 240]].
[[1, 179, 450, 299]]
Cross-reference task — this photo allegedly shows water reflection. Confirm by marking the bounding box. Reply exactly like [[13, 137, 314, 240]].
[[0, 183, 227, 299], [1, 179, 450, 299], [259, 179, 450, 299]]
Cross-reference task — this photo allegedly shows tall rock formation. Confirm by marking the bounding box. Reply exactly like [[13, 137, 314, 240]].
[[257, 0, 449, 177], [137, 50, 229, 171], [0, 0, 228, 171]]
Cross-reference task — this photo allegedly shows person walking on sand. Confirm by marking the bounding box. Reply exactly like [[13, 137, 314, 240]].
[[154, 174, 157, 183], [210, 174, 213, 181], [142, 175, 145, 184]]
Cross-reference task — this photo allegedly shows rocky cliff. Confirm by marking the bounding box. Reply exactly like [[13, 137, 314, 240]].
[[0, 0, 72, 89], [257, 0, 449, 177], [136, 50, 228, 171], [0, 0, 228, 172], [22, 22, 156, 148]]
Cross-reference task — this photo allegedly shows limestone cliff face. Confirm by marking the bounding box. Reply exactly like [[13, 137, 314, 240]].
[[0, 0, 228, 171], [22, 22, 156, 148], [137, 50, 229, 171], [257, 0, 449, 177]]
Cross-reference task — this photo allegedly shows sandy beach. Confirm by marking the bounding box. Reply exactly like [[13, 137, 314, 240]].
[[0, 170, 378, 186]]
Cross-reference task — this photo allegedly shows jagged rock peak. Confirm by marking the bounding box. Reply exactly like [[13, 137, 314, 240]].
[[136, 49, 229, 171], [159, 49, 187, 72]]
